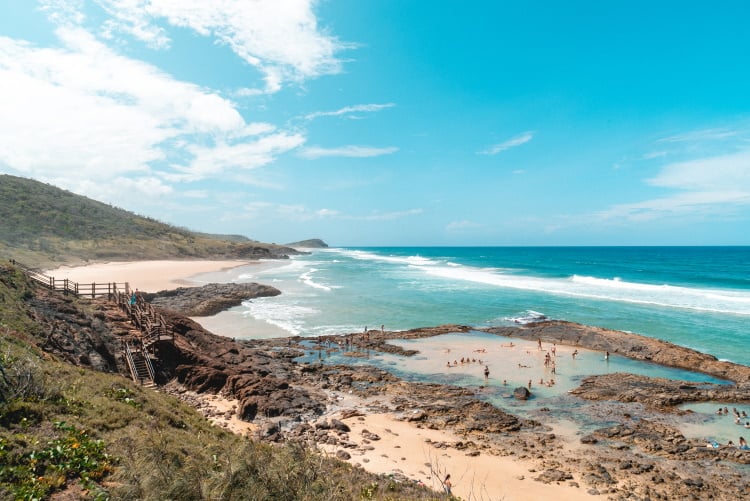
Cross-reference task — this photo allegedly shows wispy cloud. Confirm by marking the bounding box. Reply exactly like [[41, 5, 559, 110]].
[[657, 127, 740, 143], [42, 0, 351, 94], [299, 145, 398, 159], [479, 131, 534, 155], [360, 208, 423, 221], [238, 202, 421, 222], [304, 103, 395, 121], [596, 149, 750, 222], [446, 220, 481, 232], [641, 151, 668, 160]]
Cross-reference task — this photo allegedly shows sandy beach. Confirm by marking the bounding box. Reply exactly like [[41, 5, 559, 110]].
[[44, 259, 750, 500], [53, 260, 597, 498], [186, 385, 596, 501], [46, 259, 252, 293]]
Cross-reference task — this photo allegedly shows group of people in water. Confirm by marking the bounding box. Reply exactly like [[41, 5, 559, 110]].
[[446, 338, 571, 389], [708, 407, 750, 450]]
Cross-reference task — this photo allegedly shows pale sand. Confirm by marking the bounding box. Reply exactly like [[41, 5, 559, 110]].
[[322, 411, 594, 500], [46, 260, 600, 497], [46, 260, 252, 293], [184, 387, 594, 501]]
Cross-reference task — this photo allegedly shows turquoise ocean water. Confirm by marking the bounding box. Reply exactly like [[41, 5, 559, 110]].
[[199, 246, 750, 366], [193, 246, 750, 440]]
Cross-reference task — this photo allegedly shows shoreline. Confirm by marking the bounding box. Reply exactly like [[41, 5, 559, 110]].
[[45, 259, 256, 293], [45, 259, 750, 499]]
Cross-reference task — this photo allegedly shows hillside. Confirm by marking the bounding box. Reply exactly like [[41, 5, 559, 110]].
[[0, 262, 445, 500], [0, 175, 301, 268]]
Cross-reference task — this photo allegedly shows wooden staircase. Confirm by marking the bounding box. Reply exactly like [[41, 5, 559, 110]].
[[125, 342, 156, 388], [10, 259, 173, 388]]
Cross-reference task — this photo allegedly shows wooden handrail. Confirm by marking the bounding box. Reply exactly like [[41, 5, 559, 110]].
[[11, 258, 171, 386], [9, 259, 128, 298]]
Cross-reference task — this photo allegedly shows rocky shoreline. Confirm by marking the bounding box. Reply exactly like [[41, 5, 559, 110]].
[[24, 280, 750, 499], [143, 282, 281, 316]]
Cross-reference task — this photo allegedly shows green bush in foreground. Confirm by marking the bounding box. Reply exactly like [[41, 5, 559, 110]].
[[0, 421, 111, 500]]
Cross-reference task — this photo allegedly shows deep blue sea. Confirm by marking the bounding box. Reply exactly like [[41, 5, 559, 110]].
[[198, 246, 750, 367]]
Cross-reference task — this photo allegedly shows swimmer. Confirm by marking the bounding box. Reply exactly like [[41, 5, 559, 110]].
[[572, 349, 578, 359]]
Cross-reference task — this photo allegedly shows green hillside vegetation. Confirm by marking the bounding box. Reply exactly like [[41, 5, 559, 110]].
[[0, 264, 447, 500], [0, 175, 299, 268]]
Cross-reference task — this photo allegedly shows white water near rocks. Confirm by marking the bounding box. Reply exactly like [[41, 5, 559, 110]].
[[188, 246, 750, 445]]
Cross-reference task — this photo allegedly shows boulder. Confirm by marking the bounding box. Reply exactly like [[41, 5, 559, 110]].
[[513, 386, 532, 400]]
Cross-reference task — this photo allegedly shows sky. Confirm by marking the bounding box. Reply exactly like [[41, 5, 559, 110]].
[[1, 1, 750, 247]]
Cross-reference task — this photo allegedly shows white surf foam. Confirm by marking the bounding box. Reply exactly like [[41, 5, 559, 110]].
[[299, 268, 333, 291], [327, 248, 750, 316], [241, 297, 318, 336]]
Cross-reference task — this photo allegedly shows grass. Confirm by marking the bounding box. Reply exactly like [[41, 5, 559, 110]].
[[0, 264, 449, 500], [0, 337, 449, 500], [0, 174, 299, 268]]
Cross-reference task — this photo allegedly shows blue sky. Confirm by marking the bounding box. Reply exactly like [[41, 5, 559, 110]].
[[1, 1, 749, 246]]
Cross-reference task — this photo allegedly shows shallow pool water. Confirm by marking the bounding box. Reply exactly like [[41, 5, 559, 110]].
[[296, 331, 733, 437]]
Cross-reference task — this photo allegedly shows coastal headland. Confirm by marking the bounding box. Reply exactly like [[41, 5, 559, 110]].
[[34, 260, 750, 499]]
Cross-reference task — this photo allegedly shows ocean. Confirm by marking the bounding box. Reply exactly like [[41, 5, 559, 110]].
[[191, 246, 750, 442], [193, 246, 750, 366]]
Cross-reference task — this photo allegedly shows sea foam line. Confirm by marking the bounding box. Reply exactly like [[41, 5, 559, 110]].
[[327, 248, 750, 316]]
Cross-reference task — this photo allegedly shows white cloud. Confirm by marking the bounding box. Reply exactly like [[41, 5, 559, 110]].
[[479, 131, 534, 155], [175, 133, 306, 181], [89, 0, 351, 93], [304, 103, 395, 121], [658, 127, 740, 143], [0, 27, 307, 203], [596, 149, 750, 222], [647, 150, 750, 191], [299, 145, 398, 159]]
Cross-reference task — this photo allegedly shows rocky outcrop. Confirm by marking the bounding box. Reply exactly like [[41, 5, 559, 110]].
[[285, 239, 328, 249], [570, 372, 750, 408], [143, 282, 281, 316]]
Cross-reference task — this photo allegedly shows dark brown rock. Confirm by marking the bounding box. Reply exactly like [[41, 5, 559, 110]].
[[513, 386, 531, 400]]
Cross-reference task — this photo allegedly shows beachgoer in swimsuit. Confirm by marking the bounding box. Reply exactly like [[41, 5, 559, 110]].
[[484, 365, 490, 379], [443, 474, 452, 494]]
